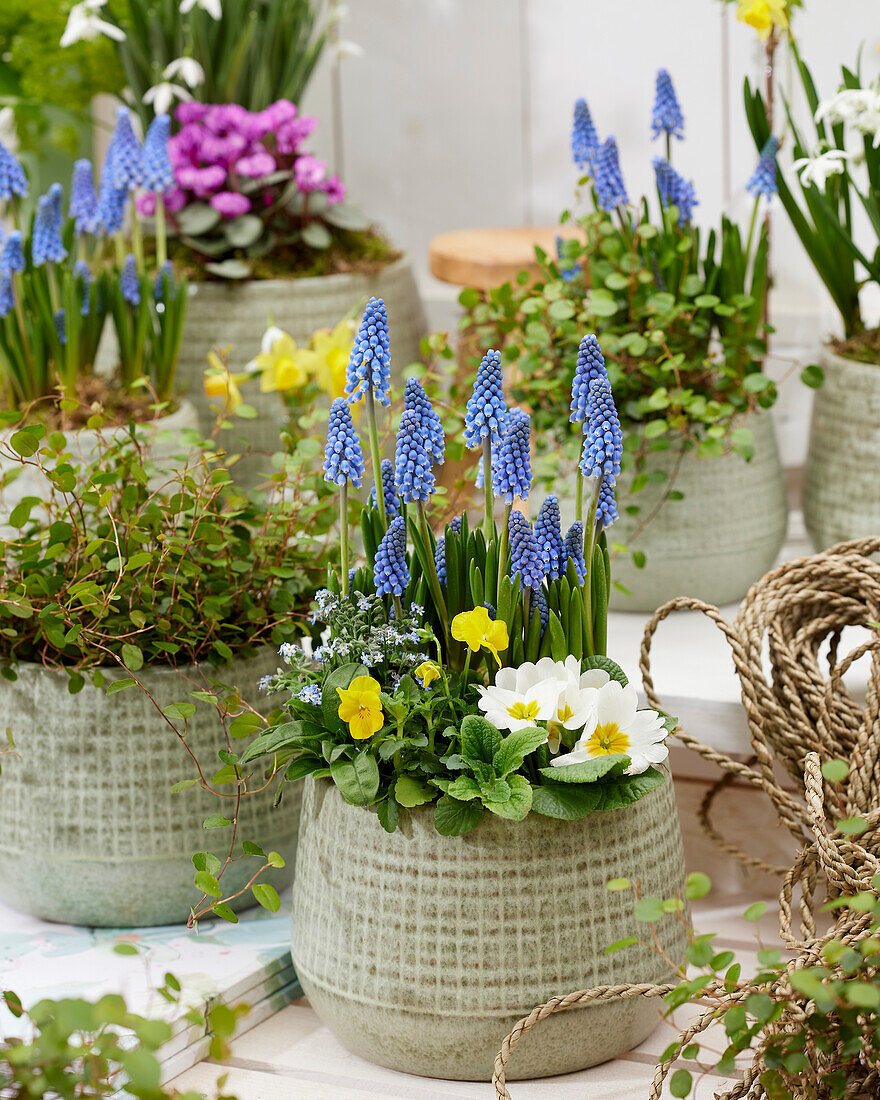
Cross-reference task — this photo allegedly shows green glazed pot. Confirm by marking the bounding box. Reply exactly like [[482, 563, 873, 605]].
[[0, 649, 299, 927], [608, 413, 787, 611], [804, 344, 880, 549], [291, 771, 687, 1081]]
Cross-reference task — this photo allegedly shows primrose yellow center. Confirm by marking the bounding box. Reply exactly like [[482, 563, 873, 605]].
[[586, 722, 631, 757], [507, 700, 540, 721], [557, 702, 574, 723]]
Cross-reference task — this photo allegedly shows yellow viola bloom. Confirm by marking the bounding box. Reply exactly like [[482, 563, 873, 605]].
[[203, 351, 246, 412], [737, 0, 788, 40], [451, 607, 509, 665], [336, 675, 384, 740], [250, 326, 309, 393], [415, 661, 441, 688]]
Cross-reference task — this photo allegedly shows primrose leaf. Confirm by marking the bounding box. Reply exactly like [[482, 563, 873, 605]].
[[493, 726, 548, 776], [459, 714, 502, 764], [539, 755, 630, 784]]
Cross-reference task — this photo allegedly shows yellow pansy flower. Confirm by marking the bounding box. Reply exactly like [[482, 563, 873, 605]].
[[203, 351, 247, 412], [336, 675, 384, 740], [249, 326, 309, 393], [451, 607, 509, 665], [737, 0, 788, 40], [415, 661, 441, 688]]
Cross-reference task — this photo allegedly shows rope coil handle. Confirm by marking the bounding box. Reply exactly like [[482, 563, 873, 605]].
[[493, 539, 880, 1099]]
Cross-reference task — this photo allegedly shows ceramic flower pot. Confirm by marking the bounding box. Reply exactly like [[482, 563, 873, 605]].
[[803, 343, 880, 549], [290, 772, 687, 1081], [604, 413, 787, 611], [0, 399, 200, 523], [0, 649, 299, 927]]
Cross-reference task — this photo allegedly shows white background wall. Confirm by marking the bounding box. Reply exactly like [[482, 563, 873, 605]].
[[302, 1, 880, 464]]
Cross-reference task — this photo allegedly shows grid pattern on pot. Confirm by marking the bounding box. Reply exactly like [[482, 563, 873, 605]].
[[804, 347, 880, 549], [607, 414, 787, 607], [291, 775, 687, 1016], [0, 651, 295, 860]]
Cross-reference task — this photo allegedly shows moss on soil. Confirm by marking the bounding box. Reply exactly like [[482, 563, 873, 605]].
[[832, 329, 880, 366]]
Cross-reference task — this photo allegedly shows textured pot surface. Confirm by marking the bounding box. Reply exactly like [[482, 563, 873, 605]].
[[291, 772, 687, 1081], [606, 413, 787, 611], [0, 648, 299, 927], [804, 344, 880, 549], [0, 399, 200, 521]]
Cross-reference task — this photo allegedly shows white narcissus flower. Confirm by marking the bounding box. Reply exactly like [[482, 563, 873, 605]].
[[551, 679, 668, 776], [143, 82, 193, 116], [61, 0, 125, 47], [792, 149, 849, 189], [180, 0, 223, 18], [163, 57, 206, 89]]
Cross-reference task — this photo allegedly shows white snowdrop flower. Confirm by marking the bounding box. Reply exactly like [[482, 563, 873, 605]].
[[61, 0, 125, 47], [163, 57, 206, 89]]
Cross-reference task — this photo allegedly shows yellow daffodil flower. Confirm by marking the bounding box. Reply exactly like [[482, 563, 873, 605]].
[[451, 607, 509, 665], [737, 0, 788, 40], [249, 326, 309, 393], [336, 675, 384, 740], [415, 661, 441, 688], [306, 319, 356, 401], [203, 351, 247, 412]]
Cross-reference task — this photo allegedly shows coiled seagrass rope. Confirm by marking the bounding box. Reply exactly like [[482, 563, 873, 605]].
[[493, 536, 880, 1099]]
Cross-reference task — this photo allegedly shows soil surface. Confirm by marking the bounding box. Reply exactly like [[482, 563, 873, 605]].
[[13, 376, 177, 431], [832, 329, 880, 365]]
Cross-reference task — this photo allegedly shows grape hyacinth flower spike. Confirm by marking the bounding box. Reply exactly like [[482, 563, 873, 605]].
[[70, 159, 99, 237], [324, 397, 365, 595], [370, 458, 400, 520], [495, 408, 532, 505], [509, 510, 543, 627], [120, 254, 141, 306], [373, 515, 410, 617], [32, 189, 67, 266], [141, 114, 175, 268], [434, 514, 462, 584], [535, 496, 564, 581], [580, 376, 623, 485], [0, 142, 27, 202], [653, 156, 698, 228], [345, 297, 391, 526], [1, 232, 25, 275], [747, 136, 779, 201], [561, 521, 587, 583], [571, 97, 599, 171], [96, 138, 127, 240], [111, 107, 144, 192], [0, 272, 13, 319], [570, 333, 608, 428], [404, 377, 445, 465], [394, 408, 435, 505], [465, 348, 507, 537], [593, 136, 629, 214], [651, 68, 685, 152]]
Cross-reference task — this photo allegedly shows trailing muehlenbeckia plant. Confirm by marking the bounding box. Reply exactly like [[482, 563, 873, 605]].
[[0, 106, 187, 418], [240, 300, 675, 839]]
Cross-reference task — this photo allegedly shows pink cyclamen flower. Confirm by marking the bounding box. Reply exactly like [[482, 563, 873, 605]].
[[294, 154, 326, 192], [200, 132, 248, 166], [177, 163, 228, 197], [322, 174, 345, 205], [235, 151, 277, 179], [175, 101, 209, 125], [260, 99, 298, 131], [276, 115, 318, 155], [163, 186, 187, 213], [210, 191, 252, 218], [136, 193, 156, 217], [203, 103, 251, 135]]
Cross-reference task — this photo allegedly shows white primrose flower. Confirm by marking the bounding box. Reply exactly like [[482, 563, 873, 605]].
[[180, 0, 223, 18], [143, 82, 193, 116], [792, 149, 849, 189], [477, 656, 607, 737], [163, 57, 206, 89], [551, 679, 668, 777], [61, 0, 125, 47]]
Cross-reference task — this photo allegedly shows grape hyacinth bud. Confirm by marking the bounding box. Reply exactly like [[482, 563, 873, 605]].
[[509, 511, 543, 591], [0, 142, 27, 200], [120, 254, 141, 306], [373, 515, 410, 597], [570, 333, 608, 427], [571, 97, 599, 170], [561, 521, 587, 583], [141, 115, 175, 193], [74, 259, 92, 315], [404, 377, 445, 464], [394, 408, 435, 504], [580, 377, 622, 483], [593, 136, 629, 212], [70, 159, 99, 235], [0, 231, 24, 275], [154, 260, 173, 301], [597, 478, 619, 530], [370, 458, 400, 520], [495, 408, 532, 503], [653, 156, 698, 228], [434, 514, 462, 585], [53, 309, 66, 346], [323, 397, 365, 487], [110, 108, 144, 191], [747, 136, 779, 200], [465, 349, 507, 449], [535, 496, 564, 581], [651, 69, 685, 141], [345, 297, 391, 407], [0, 273, 13, 318], [556, 235, 580, 283], [533, 586, 549, 632]]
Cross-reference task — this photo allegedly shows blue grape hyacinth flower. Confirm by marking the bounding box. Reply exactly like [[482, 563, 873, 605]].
[[0, 273, 13, 318], [651, 69, 685, 141], [509, 510, 543, 591], [465, 349, 507, 449], [556, 235, 581, 283], [434, 514, 462, 584], [593, 136, 629, 212], [580, 377, 622, 483], [120, 254, 141, 306], [74, 259, 92, 315], [394, 408, 435, 504], [653, 156, 698, 227], [532, 586, 549, 632], [535, 496, 564, 581], [560, 521, 587, 583], [370, 458, 400, 520], [495, 408, 532, 503], [32, 188, 67, 266], [747, 136, 779, 200], [345, 297, 391, 408], [0, 142, 27, 201], [53, 309, 66, 346], [70, 159, 99, 235], [0, 231, 24, 275], [323, 397, 365, 487], [141, 115, 175, 193], [404, 376, 445, 464], [571, 97, 599, 170], [96, 141, 127, 235], [597, 479, 619, 530], [154, 260, 173, 302], [110, 108, 144, 191], [374, 515, 410, 597], [570, 333, 608, 427]]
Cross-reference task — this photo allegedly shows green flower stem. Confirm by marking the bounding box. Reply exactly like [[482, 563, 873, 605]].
[[575, 466, 584, 523], [113, 231, 125, 268], [393, 594, 404, 622], [340, 482, 349, 597], [522, 585, 531, 645], [12, 273, 31, 364], [47, 265, 60, 315], [482, 437, 494, 540], [744, 194, 760, 267], [130, 197, 144, 271], [154, 195, 167, 270], [666, 132, 672, 164], [417, 501, 448, 646], [582, 476, 601, 656], [496, 502, 512, 607], [364, 389, 387, 531]]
